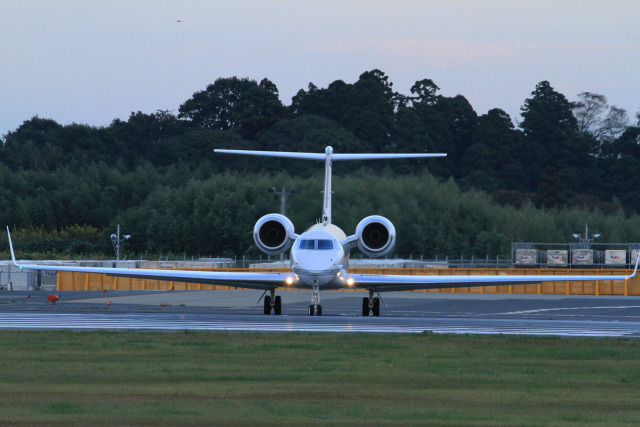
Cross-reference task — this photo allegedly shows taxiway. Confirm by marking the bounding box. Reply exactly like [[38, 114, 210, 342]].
[[1, 290, 640, 337]]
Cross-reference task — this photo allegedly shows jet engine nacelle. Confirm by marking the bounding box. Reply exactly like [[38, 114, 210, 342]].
[[253, 214, 296, 256], [355, 215, 396, 258]]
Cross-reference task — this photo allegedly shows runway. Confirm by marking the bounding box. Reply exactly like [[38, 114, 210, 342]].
[[1, 290, 640, 337], [1, 311, 640, 337]]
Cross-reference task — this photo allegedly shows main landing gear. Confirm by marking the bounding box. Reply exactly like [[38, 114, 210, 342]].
[[263, 289, 282, 315], [362, 290, 381, 316], [309, 284, 322, 316]]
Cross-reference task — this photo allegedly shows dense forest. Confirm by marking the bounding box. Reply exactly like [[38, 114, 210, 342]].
[[1, 70, 639, 259]]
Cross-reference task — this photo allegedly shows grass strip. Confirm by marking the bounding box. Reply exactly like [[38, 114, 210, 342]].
[[0, 330, 639, 426]]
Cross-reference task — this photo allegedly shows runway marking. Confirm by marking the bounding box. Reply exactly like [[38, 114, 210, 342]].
[[0, 312, 639, 337], [497, 306, 640, 315]]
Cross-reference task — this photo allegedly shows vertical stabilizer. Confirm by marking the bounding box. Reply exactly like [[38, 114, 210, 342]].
[[214, 146, 446, 225], [322, 146, 333, 224]]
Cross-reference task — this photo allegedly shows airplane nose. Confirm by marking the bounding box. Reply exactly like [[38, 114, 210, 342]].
[[295, 251, 334, 272]]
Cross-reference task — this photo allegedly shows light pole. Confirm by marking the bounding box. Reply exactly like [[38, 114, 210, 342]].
[[269, 186, 295, 261], [110, 224, 131, 261], [268, 185, 295, 217], [572, 224, 600, 249]]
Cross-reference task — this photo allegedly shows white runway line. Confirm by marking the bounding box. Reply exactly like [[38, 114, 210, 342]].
[[1, 312, 640, 337], [496, 306, 640, 315]]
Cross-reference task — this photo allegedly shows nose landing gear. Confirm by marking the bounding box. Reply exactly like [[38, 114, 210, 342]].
[[309, 304, 322, 316], [309, 284, 322, 316]]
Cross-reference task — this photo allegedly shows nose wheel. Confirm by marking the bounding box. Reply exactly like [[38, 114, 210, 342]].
[[309, 284, 322, 316], [309, 304, 323, 316]]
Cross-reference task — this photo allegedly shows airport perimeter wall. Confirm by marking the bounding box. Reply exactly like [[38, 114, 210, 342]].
[[55, 267, 640, 296]]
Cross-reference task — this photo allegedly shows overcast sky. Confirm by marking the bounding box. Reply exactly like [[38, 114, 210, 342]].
[[1, 0, 639, 137]]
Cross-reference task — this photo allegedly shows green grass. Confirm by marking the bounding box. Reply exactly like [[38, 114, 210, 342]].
[[0, 331, 639, 426]]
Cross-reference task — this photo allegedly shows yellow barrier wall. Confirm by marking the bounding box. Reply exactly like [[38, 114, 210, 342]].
[[56, 267, 640, 296]]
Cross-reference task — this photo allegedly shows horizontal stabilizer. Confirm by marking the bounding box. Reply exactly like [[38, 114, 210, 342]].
[[333, 153, 446, 160], [214, 149, 446, 160]]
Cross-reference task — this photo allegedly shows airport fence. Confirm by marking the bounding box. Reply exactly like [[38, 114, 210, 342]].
[[0, 266, 57, 292], [237, 255, 513, 269], [52, 267, 640, 296]]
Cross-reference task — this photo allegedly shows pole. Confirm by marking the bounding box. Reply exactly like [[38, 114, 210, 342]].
[[116, 224, 121, 261]]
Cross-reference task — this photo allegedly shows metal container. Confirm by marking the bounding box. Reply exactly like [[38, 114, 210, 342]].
[[515, 249, 546, 265], [604, 250, 627, 265], [572, 249, 604, 266], [547, 250, 569, 266]]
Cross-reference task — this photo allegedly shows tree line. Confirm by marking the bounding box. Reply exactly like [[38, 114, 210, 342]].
[[4, 171, 640, 260], [1, 70, 639, 258]]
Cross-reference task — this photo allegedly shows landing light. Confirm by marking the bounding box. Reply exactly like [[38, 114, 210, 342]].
[[286, 276, 294, 285], [347, 278, 354, 286]]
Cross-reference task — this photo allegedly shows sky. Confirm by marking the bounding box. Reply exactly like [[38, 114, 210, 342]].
[[1, 0, 639, 137]]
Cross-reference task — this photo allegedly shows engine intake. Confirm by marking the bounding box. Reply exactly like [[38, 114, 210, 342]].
[[253, 214, 296, 255], [355, 215, 396, 257]]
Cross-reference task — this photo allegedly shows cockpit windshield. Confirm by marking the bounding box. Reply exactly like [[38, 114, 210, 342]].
[[317, 239, 334, 250], [299, 239, 315, 250], [298, 239, 336, 250]]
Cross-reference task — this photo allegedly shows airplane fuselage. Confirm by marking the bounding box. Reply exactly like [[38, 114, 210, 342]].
[[290, 223, 349, 289]]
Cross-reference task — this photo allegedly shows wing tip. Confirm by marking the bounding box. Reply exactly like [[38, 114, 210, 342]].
[[6, 227, 20, 268], [627, 255, 640, 279]]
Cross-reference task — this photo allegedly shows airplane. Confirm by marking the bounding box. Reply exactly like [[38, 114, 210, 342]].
[[6, 146, 639, 316]]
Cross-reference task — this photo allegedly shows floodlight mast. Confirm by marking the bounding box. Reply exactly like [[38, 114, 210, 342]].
[[269, 185, 296, 261], [110, 224, 131, 261], [572, 223, 600, 249], [269, 185, 295, 217]]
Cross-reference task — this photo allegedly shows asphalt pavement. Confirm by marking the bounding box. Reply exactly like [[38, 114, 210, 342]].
[[2, 289, 640, 336]]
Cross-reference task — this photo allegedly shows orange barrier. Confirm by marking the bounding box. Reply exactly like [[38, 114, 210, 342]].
[[55, 267, 640, 296]]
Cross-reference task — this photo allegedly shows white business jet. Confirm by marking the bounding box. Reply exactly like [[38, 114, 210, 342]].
[[7, 146, 639, 316]]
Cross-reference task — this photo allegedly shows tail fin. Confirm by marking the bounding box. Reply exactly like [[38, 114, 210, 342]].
[[216, 146, 446, 224]]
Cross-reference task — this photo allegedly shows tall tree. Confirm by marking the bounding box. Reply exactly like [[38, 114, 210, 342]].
[[461, 109, 525, 192], [519, 81, 595, 198], [0, 117, 64, 170], [109, 110, 187, 164], [178, 77, 283, 140], [393, 78, 452, 176], [408, 78, 441, 106], [340, 69, 397, 152], [572, 92, 630, 143], [598, 126, 640, 213], [178, 77, 254, 130], [290, 80, 353, 122], [231, 78, 285, 140], [399, 78, 477, 178]]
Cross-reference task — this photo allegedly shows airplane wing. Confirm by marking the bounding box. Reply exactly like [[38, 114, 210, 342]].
[[7, 227, 638, 293], [13, 261, 294, 291], [7, 228, 294, 291], [347, 260, 639, 293]]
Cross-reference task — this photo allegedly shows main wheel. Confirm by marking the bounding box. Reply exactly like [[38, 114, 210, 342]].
[[372, 297, 380, 317], [362, 297, 370, 316], [264, 295, 272, 315], [274, 295, 282, 315]]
